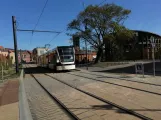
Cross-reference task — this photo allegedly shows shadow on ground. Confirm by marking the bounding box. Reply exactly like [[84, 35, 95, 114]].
[[92, 105, 161, 113], [94, 62, 161, 76], [68, 104, 161, 114], [24, 66, 54, 74], [24, 65, 73, 74]]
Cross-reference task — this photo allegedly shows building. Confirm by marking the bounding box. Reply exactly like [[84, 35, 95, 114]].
[[75, 50, 96, 64], [132, 30, 161, 60], [104, 30, 161, 60], [8, 50, 32, 64], [0, 46, 9, 57], [8, 50, 15, 64], [18, 50, 32, 63], [0, 46, 33, 64], [32, 47, 48, 63]]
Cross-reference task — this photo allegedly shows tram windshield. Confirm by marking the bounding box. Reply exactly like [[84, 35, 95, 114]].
[[58, 47, 74, 62]]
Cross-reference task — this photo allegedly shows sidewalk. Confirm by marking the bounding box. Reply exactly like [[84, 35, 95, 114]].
[[0, 79, 19, 120]]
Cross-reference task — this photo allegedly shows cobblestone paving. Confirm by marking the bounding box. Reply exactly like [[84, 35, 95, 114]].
[[24, 75, 72, 120], [70, 71, 161, 96], [33, 74, 141, 120], [48, 72, 161, 120], [78, 68, 161, 85]]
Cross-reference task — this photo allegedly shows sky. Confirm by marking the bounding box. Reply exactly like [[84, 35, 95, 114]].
[[0, 0, 161, 50]]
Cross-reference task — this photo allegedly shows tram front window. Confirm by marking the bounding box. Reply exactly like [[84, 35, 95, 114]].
[[58, 47, 74, 62]]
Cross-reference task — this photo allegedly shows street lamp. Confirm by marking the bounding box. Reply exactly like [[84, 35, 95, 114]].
[[150, 36, 156, 77]]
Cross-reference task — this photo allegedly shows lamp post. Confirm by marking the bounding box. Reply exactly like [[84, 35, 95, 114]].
[[150, 36, 156, 77]]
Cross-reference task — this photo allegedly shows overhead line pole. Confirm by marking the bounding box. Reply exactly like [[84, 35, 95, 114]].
[[13, 16, 61, 72], [12, 16, 19, 73]]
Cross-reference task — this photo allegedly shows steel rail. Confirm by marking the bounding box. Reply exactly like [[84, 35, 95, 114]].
[[45, 73, 152, 120], [30, 74, 80, 120], [78, 70, 161, 87], [25, 65, 79, 120], [68, 72, 161, 96]]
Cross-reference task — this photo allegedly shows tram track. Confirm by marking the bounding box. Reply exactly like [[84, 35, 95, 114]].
[[77, 71, 161, 87], [30, 74, 80, 120], [24, 64, 79, 120], [24, 64, 155, 119], [45, 73, 152, 120], [67, 72, 161, 96]]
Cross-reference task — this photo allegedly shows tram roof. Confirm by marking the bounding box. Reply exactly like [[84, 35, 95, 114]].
[[39, 45, 74, 56]]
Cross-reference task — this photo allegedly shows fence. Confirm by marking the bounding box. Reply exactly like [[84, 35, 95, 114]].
[[0, 54, 15, 83]]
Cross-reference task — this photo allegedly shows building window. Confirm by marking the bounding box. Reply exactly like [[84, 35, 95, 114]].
[[24, 55, 26, 58], [40, 50, 44, 55]]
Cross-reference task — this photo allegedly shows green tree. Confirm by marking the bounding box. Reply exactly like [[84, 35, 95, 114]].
[[104, 25, 134, 61], [67, 3, 133, 63]]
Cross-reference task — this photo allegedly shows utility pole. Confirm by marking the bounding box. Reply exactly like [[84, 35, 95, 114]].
[[12, 16, 19, 73]]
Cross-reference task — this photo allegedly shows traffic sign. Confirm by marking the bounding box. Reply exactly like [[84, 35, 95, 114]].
[[135, 63, 144, 77]]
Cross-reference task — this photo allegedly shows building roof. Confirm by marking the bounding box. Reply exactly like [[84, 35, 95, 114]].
[[27, 51, 32, 54], [8, 50, 14, 53], [133, 30, 161, 38], [0, 46, 4, 49]]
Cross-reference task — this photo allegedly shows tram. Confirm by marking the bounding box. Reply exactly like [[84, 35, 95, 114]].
[[38, 46, 75, 71]]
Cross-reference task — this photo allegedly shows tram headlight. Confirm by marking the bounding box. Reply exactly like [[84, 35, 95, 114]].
[[57, 59, 60, 63]]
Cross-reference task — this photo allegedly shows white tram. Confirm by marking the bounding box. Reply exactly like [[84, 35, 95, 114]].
[[38, 46, 75, 71]]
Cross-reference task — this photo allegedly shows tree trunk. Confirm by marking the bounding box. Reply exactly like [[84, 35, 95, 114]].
[[94, 47, 103, 63], [105, 41, 113, 61]]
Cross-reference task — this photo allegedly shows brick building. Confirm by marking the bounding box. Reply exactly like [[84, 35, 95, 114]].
[[75, 50, 96, 64], [0, 46, 10, 57], [18, 50, 32, 63], [0, 46, 32, 64], [73, 37, 97, 64]]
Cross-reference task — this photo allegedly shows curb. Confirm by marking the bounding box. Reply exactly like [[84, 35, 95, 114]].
[[19, 69, 33, 120]]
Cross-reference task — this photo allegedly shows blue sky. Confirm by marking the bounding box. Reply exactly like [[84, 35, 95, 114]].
[[0, 0, 161, 50]]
